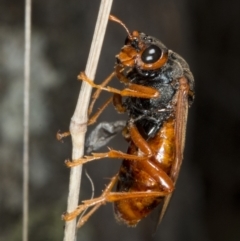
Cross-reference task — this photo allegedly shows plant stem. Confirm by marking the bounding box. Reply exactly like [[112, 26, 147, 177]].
[[63, 0, 113, 240], [23, 0, 32, 240]]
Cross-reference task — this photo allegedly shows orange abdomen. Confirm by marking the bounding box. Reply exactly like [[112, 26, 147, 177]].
[[114, 119, 175, 226]]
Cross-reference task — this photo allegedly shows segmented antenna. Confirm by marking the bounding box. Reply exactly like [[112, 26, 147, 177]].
[[109, 15, 132, 39]]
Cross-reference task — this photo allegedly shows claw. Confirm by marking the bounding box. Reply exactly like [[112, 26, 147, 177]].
[[62, 206, 85, 221], [65, 153, 110, 167], [56, 131, 70, 141]]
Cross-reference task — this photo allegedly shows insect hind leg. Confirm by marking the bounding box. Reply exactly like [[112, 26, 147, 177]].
[[63, 173, 171, 228], [63, 174, 118, 225]]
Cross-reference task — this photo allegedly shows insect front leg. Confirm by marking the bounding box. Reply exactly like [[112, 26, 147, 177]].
[[115, 64, 130, 84], [79, 72, 160, 99], [57, 72, 116, 140]]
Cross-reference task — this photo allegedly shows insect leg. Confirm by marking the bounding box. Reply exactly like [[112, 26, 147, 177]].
[[63, 173, 170, 225], [65, 149, 149, 167], [78, 72, 159, 98], [112, 93, 126, 113], [63, 174, 118, 222], [76, 190, 171, 228], [56, 131, 70, 141], [76, 202, 101, 228], [57, 72, 116, 140], [66, 117, 156, 167], [105, 190, 171, 202], [127, 120, 152, 155], [127, 120, 174, 191], [125, 83, 160, 98], [88, 96, 113, 125], [115, 65, 130, 84], [88, 71, 115, 116]]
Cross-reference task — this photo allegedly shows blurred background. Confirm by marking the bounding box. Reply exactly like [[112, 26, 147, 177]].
[[1, 0, 240, 240]]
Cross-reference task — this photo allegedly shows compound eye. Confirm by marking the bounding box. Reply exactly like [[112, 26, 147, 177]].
[[141, 45, 162, 64]]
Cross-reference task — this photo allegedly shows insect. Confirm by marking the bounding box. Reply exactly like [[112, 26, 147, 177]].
[[62, 15, 194, 228]]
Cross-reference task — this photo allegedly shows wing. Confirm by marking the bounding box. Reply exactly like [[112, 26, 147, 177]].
[[157, 76, 191, 225]]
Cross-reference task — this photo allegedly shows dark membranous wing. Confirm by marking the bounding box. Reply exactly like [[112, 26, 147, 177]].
[[157, 76, 191, 226]]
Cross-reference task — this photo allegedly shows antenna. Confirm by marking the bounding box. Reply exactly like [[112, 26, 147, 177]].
[[109, 15, 132, 39]]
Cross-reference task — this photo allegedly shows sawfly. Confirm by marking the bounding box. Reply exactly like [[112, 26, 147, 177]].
[[62, 15, 195, 228]]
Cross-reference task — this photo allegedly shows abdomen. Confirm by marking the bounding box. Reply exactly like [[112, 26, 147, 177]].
[[114, 118, 175, 226]]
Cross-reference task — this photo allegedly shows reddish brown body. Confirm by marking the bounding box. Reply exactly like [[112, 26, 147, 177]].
[[62, 15, 194, 229], [115, 119, 175, 226]]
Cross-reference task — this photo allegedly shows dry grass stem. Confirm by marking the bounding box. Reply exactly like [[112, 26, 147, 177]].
[[23, 0, 32, 241], [63, 0, 113, 240]]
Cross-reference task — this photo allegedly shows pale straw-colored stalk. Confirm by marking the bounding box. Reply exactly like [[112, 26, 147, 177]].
[[63, 0, 113, 240], [23, 0, 32, 240]]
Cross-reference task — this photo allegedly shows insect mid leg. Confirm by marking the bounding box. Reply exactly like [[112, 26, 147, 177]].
[[56, 130, 71, 141], [88, 96, 113, 125], [127, 120, 153, 155], [113, 93, 126, 113], [65, 149, 149, 167], [66, 119, 156, 167], [88, 71, 115, 116], [112, 92, 130, 141]]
